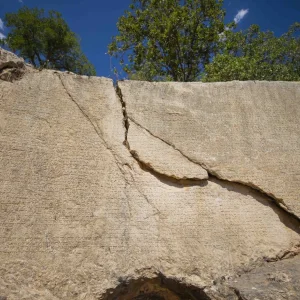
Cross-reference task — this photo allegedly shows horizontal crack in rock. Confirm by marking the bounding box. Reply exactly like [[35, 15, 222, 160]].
[[130, 149, 208, 183], [129, 119, 298, 222], [115, 82, 300, 224]]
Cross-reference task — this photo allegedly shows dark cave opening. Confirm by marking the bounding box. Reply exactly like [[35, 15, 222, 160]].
[[102, 274, 211, 300]]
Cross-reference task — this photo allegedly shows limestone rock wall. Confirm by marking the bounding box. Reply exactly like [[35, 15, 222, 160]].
[[119, 80, 300, 218], [0, 50, 299, 299]]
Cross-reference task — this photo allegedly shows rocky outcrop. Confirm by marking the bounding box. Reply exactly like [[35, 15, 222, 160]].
[[0, 48, 26, 82], [0, 50, 299, 299]]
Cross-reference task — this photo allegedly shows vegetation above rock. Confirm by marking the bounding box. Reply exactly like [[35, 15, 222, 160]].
[[1, 7, 96, 76], [109, 0, 300, 82]]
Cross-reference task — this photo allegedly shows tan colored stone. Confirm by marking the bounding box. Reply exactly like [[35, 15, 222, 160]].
[[0, 48, 24, 69], [128, 121, 208, 180], [119, 80, 300, 218], [0, 51, 299, 299]]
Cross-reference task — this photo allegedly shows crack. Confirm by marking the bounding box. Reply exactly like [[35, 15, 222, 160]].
[[115, 83, 162, 216], [121, 156, 162, 217], [115, 82, 300, 223], [129, 114, 211, 176], [131, 149, 208, 188], [57, 73, 107, 147], [57, 73, 126, 161], [129, 150, 300, 235], [263, 243, 300, 262], [130, 149, 208, 183], [56, 73, 132, 184], [137, 186, 161, 216], [57, 73, 140, 235], [116, 82, 207, 186], [231, 287, 246, 300], [124, 184, 132, 219], [58, 75, 160, 218], [116, 84, 130, 149], [125, 114, 299, 222]]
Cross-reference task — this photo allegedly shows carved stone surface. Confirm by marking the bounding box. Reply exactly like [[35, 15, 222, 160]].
[[0, 51, 299, 299], [119, 80, 300, 218]]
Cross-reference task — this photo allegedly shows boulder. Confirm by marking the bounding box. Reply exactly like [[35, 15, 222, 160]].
[[0, 48, 26, 82]]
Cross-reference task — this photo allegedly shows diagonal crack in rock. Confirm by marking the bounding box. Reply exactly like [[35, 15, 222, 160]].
[[57, 73, 130, 179], [58, 74, 160, 217]]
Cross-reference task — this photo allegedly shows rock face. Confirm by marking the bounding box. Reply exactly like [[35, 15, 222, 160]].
[[229, 252, 300, 300], [0, 50, 299, 299], [119, 80, 300, 218], [0, 48, 26, 82]]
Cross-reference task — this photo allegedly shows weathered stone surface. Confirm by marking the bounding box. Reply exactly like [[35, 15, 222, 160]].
[[119, 80, 300, 218], [0, 48, 25, 82], [0, 69, 130, 299], [0, 48, 24, 68], [0, 51, 299, 299], [128, 121, 208, 180], [228, 253, 300, 300]]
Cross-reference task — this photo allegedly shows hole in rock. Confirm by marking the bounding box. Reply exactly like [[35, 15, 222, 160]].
[[102, 274, 211, 300]]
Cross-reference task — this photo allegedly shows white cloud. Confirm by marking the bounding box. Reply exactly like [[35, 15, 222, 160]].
[[0, 18, 4, 31], [19, 0, 24, 3], [0, 32, 6, 40], [0, 18, 5, 40], [234, 9, 249, 24]]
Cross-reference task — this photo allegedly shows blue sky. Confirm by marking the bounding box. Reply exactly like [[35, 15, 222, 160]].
[[0, 0, 299, 77]]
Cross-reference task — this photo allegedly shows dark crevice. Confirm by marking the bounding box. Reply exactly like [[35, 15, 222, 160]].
[[130, 149, 209, 187], [124, 109, 299, 223], [0, 61, 26, 82], [115, 81, 300, 233], [101, 274, 211, 300], [116, 83, 130, 149], [116, 82, 207, 187], [130, 116, 295, 213], [124, 136, 300, 234], [232, 288, 245, 300], [132, 148, 300, 235]]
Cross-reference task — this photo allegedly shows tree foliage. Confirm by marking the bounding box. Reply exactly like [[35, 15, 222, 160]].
[[2, 7, 96, 76], [203, 23, 300, 81], [108, 0, 226, 81], [109, 0, 300, 82]]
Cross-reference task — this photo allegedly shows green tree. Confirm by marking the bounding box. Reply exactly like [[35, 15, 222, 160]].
[[2, 7, 96, 76], [108, 0, 227, 82], [203, 23, 300, 82]]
